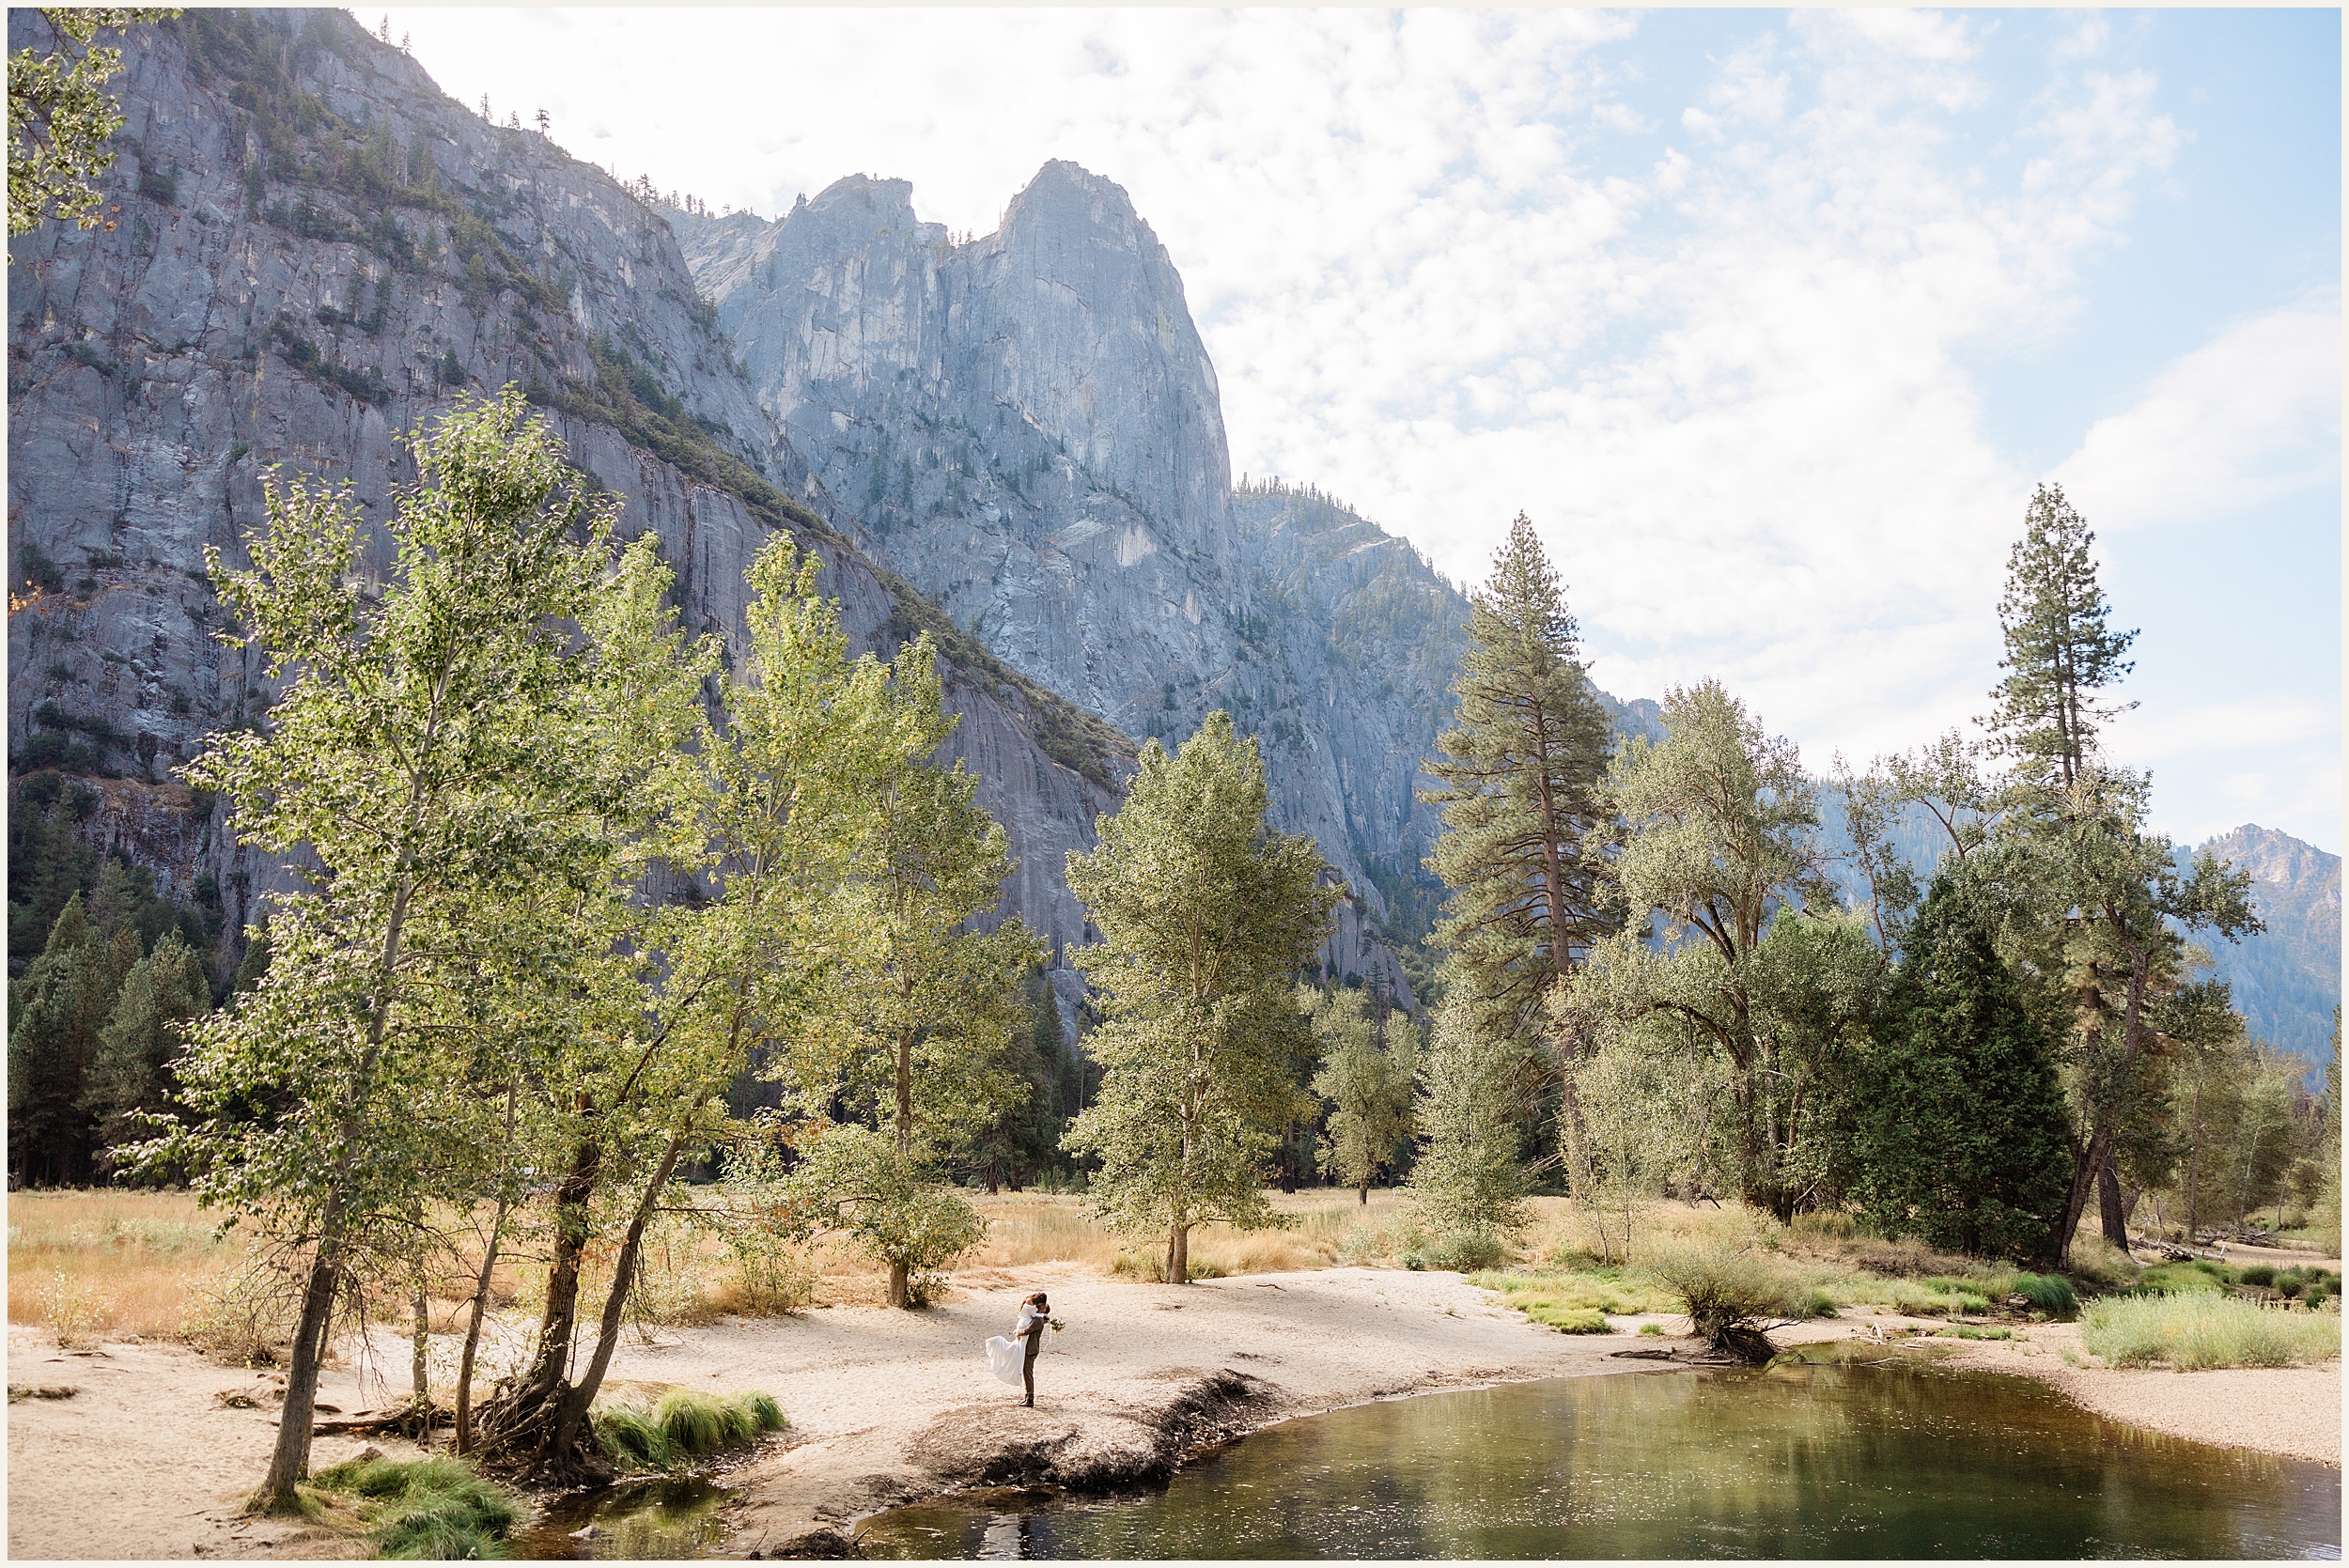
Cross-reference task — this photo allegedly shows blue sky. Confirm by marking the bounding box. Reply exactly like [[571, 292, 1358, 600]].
[[384, 8, 2341, 852]]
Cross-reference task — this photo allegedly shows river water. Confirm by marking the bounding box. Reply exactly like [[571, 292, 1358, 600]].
[[854, 1363, 2342, 1560]]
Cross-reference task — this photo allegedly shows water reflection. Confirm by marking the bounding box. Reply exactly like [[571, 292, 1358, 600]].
[[508, 1476, 734, 1560], [857, 1365, 2341, 1560]]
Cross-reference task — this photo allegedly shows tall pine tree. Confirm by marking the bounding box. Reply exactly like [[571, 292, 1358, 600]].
[[1423, 514, 1614, 1047]]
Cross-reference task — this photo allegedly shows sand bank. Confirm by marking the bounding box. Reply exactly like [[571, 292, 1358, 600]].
[[6, 1265, 2337, 1560]]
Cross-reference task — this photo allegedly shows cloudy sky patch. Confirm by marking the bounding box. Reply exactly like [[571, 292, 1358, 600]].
[[381, 7, 2341, 851]]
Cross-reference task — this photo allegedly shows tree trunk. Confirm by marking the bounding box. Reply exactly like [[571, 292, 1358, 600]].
[[550, 1132, 688, 1462], [471, 1130, 599, 1466], [1358, 1182, 1368, 1205], [1167, 1223, 1189, 1285], [411, 1281, 430, 1411], [887, 1261, 910, 1310], [2097, 1153, 2128, 1250], [453, 1205, 504, 1455], [257, 1230, 343, 1507]]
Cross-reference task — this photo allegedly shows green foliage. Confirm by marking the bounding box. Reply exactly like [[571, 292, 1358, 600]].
[[2083, 1293, 2341, 1371], [84, 927, 212, 1171], [2008, 1271, 2079, 1318], [1404, 991, 1531, 1245], [1469, 1265, 1674, 1327], [8, 9, 178, 239], [1852, 878, 2073, 1262], [1984, 484, 2138, 792], [1063, 712, 1339, 1282], [590, 1389, 786, 1471], [309, 1453, 518, 1560], [1573, 680, 1870, 1220], [782, 1122, 986, 1307], [1306, 986, 1419, 1200], [1421, 512, 1613, 1056], [1647, 1243, 1810, 1360]]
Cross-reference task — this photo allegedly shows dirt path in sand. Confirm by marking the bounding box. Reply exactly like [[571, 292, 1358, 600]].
[[7, 1266, 2338, 1560]]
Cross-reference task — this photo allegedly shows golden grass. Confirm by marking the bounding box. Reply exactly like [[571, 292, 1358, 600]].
[[8, 1188, 248, 1340]]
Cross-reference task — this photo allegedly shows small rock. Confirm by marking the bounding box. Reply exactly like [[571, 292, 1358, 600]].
[[356, 1446, 383, 1463], [569, 1525, 599, 1540]]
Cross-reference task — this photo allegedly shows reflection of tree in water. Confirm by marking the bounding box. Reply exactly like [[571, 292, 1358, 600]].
[[857, 1369, 2341, 1560]]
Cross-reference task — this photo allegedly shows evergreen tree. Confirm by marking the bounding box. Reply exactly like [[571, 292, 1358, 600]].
[[1983, 484, 2137, 790], [1853, 878, 2073, 1261], [1422, 514, 1613, 1055], [7, 892, 113, 1184], [1063, 713, 1338, 1283], [1306, 986, 1419, 1203], [84, 926, 210, 1172], [1971, 487, 2257, 1262]]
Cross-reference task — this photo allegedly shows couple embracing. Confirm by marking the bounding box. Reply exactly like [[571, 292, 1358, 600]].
[[984, 1291, 1060, 1407]]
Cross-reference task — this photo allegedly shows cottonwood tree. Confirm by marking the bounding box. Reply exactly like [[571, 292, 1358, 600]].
[[778, 654, 1044, 1307], [1306, 986, 1420, 1203], [151, 390, 667, 1509], [1063, 713, 1337, 1283], [1571, 680, 1877, 1221], [8, 8, 177, 239], [473, 536, 924, 1473]]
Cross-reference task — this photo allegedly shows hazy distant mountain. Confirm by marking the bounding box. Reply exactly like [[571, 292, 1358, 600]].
[[2194, 825, 2341, 1064]]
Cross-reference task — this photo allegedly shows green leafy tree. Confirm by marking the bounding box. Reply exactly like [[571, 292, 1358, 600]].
[[83, 926, 210, 1172], [1306, 986, 1419, 1203], [1573, 680, 1876, 1220], [1403, 990, 1530, 1250], [781, 1121, 988, 1306], [8, 8, 177, 239], [1851, 878, 2074, 1261], [1420, 512, 1613, 1069], [153, 389, 644, 1510], [782, 655, 1045, 1306], [1063, 712, 1338, 1283]]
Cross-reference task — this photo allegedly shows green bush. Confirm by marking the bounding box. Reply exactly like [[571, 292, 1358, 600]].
[[1419, 1229, 1509, 1273], [2237, 1264, 2278, 1288], [308, 1455, 517, 1560], [2083, 1295, 2341, 1371], [2274, 1269, 2308, 1300], [1646, 1245, 1806, 1362], [592, 1389, 787, 1471]]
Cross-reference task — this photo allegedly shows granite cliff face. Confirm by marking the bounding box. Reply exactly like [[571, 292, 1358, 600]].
[[5, 9, 1119, 985], [676, 175, 1487, 995]]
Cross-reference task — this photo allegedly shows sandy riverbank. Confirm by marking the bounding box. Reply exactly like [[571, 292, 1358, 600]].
[[6, 1262, 2338, 1560]]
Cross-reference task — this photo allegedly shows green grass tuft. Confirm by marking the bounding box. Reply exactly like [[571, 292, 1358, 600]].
[[2008, 1271, 2078, 1318], [308, 1454, 516, 1560], [2133, 1261, 2229, 1296], [593, 1389, 787, 1472], [2083, 1293, 2341, 1371]]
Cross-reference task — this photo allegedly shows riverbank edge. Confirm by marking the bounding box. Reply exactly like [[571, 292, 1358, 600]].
[[760, 1315, 2343, 1556], [756, 1356, 1685, 1558]]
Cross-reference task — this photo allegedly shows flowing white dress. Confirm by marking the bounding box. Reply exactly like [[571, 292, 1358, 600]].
[[985, 1307, 1040, 1386]]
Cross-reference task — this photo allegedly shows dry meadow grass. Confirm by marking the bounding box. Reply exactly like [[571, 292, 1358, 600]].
[[8, 1188, 248, 1340]]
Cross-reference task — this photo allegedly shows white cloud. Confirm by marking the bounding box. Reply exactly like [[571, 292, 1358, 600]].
[[2052, 296, 2342, 530], [379, 8, 2335, 848]]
